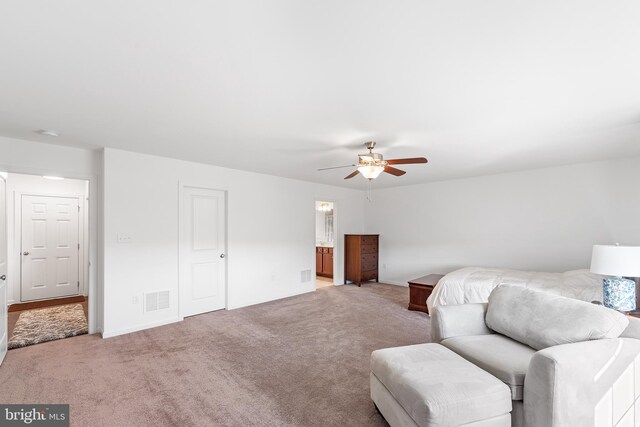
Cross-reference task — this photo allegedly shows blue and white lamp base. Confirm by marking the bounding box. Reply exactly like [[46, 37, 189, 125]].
[[603, 277, 637, 312]]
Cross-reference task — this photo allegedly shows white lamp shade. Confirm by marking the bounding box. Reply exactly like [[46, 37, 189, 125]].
[[357, 165, 384, 179], [590, 245, 640, 277]]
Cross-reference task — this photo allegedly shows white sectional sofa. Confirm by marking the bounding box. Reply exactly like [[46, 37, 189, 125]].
[[371, 285, 640, 427]]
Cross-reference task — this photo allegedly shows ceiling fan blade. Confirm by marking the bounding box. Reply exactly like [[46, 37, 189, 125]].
[[386, 157, 428, 165], [383, 166, 406, 176], [344, 170, 360, 179], [317, 164, 356, 171]]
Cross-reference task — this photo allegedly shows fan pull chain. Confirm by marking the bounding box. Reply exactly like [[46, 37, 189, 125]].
[[367, 179, 372, 202]]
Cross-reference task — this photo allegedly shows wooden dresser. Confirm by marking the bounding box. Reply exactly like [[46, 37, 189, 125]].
[[344, 234, 379, 286], [316, 247, 333, 278]]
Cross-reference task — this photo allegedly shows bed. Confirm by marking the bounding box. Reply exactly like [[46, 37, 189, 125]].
[[426, 266, 603, 314]]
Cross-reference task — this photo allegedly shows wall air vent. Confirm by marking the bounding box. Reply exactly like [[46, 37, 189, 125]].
[[157, 290, 170, 310], [144, 290, 170, 313]]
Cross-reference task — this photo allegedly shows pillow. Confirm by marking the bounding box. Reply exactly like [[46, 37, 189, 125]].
[[485, 285, 629, 350]]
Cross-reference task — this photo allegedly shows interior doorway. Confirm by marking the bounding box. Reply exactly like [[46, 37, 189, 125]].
[[5, 172, 90, 350], [21, 194, 82, 301], [315, 201, 335, 289], [179, 185, 227, 317]]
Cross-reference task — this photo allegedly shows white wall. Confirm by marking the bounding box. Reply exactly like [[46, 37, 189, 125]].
[[4, 135, 640, 339], [103, 148, 364, 337], [0, 136, 102, 333], [365, 156, 640, 285], [0, 136, 100, 177], [5, 173, 89, 304]]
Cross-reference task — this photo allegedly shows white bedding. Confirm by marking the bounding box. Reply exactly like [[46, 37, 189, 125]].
[[426, 267, 603, 314]]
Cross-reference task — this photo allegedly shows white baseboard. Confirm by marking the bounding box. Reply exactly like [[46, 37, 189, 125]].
[[380, 280, 408, 287], [102, 288, 318, 337], [332, 280, 407, 287], [101, 316, 182, 338], [228, 288, 315, 310], [100, 282, 406, 338]]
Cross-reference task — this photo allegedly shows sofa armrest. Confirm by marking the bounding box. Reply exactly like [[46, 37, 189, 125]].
[[621, 316, 640, 340], [524, 338, 640, 427], [430, 303, 493, 342]]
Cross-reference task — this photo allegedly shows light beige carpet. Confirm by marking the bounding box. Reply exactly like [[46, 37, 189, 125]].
[[0, 284, 430, 426], [8, 303, 88, 349]]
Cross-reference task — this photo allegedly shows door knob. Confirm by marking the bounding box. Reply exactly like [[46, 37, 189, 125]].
[[0, 275, 5, 281], [23, 251, 29, 256], [220, 254, 225, 259]]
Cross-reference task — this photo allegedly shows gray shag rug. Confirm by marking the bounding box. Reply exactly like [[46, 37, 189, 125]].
[[8, 303, 88, 349]]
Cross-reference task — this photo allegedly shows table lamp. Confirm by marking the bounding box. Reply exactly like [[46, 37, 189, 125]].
[[590, 245, 640, 312]]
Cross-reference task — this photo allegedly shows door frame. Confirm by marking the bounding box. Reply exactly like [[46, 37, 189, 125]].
[[0, 165, 98, 335], [177, 182, 228, 319], [14, 192, 88, 301], [314, 199, 338, 287], [0, 173, 7, 366]]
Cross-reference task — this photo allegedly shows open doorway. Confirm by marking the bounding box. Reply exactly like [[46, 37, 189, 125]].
[[5, 172, 90, 350], [315, 201, 335, 289]]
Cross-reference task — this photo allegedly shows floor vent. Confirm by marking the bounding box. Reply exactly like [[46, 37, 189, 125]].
[[301, 269, 312, 283], [144, 290, 170, 313]]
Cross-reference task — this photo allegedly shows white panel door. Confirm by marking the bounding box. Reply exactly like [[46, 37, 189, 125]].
[[0, 175, 7, 365], [21, 195, 80, 301], [180, 187, 226, 317]]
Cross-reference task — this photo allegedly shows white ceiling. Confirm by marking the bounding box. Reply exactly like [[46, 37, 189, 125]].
[[1, 1, 639, 189]]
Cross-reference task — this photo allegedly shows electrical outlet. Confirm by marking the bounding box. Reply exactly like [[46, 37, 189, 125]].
[[383, 263, 387, 270], [132, 295, 139, 304]]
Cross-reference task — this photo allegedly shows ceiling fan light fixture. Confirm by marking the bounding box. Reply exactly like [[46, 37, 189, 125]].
[[357, 165, 384, 179], [319, 141, 428, 183], [317, 202, 332, 212], [358, 152, 382, 162]]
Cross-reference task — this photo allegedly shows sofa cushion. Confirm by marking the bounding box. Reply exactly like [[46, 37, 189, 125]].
[[621, 316, 640, 340], [371, 343, 511, 427], [441, 334, 536, 400], [486, 285, 629, 351]]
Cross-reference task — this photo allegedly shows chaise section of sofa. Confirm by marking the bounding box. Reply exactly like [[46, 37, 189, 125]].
[[372, 285, 640, 426], [429, 285, 637, 427]]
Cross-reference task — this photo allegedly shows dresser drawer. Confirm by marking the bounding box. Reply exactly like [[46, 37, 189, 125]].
[[361, 235, 378, 245], [361, 253, 377, 262], [361, 270, 377, 281], [362, 259, 377, 271], [361, 253, 377, 269], [361, 244, 377, 254]]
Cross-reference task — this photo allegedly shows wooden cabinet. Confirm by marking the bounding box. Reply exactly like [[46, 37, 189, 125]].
[[316, 247, 333, 278], [344, 234, 379, 286], [316, 250, 323, 274], [322, 250, 333, 275], [407, 274, 444, 313]]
